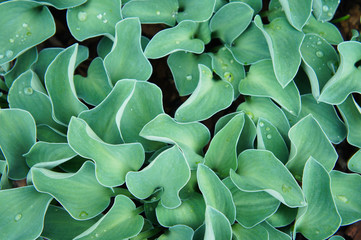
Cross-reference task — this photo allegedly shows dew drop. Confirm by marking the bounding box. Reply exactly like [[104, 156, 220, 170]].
[[186, 75, 192, 81], [282, 184, 291, 193], [95, 233, 100, 238], [103, 19, 108, 24], [14, 213, 22, 222], [97, 13, 103, 19], [6, 50, 13, 58], [316, 40, 322, 45], [78, 11, 88, 21], [336, 195, 348, 203], [327, 12, 333, 17], [76, 27, 80, 31], [322, 5, 329, 12], [9, 38, 14, 43], [24, 87, 33, 95], [156, 11, 161, 15], [276, 26, 281, 30], [79, 211, 88, 217], [266, 134, 272, 139], [246, 111, 254, 120], [316, 51, 324, 58], [259, 122, 264, 127], [265, 127, 270, 131], [15, 34, 19, 38], [224, 72, 234, 82], [22, 23, 28, 28], [230, 59, 234, 64], [26, 31, 32, 36], [171, 11, 177, 18], [175, 40, 180, 44], [315, 230, 320, 235]]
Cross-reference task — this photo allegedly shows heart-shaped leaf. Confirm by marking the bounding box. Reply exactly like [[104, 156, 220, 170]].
[[66, 0, 122, 41], [104, 18, 152, 84], [294, 158, 341, 240], [255, 15, 304, 87], [167, 52, 212, 96], [74, 57, 112, 106], [32, 161, 113, 220], [319, 41, 361, 104], [0, 109, 36, 179], [126, 146, 190, 209], [231, 149, 306, 208], [0, 186, 52, 240], [230, 0, 262, 13], [223, 177, 280, 228], [286, 115, 338, 180], [210, 2, 253, 45], [278, 0, 312, 30], [74, 195, 144, 239], [144, 20, 205, 59], [239, 59, 301, 115], [0, 1, 55, 65], [197, 164, 236, 223], [68, 117, 145, 187], [45, 44, 88, 126], [330, 171, 361, 226], [175, 64, 233, 122], [312, 0, 340, 22], [140, 113, 209, 169]]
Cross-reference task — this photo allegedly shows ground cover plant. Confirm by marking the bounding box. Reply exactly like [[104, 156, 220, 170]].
[[0, 0, 360, 239]]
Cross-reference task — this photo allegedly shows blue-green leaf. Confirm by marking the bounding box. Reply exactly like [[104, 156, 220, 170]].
[[348, 149, 361, 174], [158, 225, 194, 240], [278, 0, 312, 30], [312, 0, 340, 22], [204, 206, 232, 240]]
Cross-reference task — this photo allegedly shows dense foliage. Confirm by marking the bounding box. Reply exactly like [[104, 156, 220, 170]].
[[0, 0, 360, 239]]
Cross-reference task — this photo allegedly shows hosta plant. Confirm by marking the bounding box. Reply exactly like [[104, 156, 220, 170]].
[[0, 0, 361, 239]]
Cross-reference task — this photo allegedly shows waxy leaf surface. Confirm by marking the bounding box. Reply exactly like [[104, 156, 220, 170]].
[[204, 206, 232, 240], [278, 0, 312, 30]]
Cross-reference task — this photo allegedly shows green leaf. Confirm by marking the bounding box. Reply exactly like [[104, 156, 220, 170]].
[[0, 186, 52, 240], [68, 117, 145, 187], [231, 149, 306, 208], [66, 0, 122, 41], [348, 149, 361, 174], [204, 113, 244, 178], [42, 205, 101, 240], [204, 206, 232, 240], [177, 0, 216, 22], [156, 192, 206, 230], [260, 221, 291, 240], [25, 142, 76, 168], [223, 177, 280, 228], [33, 0, 87, 9], [122, 0, 178, 26], [255, 15, 304, 87], [140, 113, 209, 169], [31, 48, 62, 84], [226, 22, 271, 65], [78, 80, 134, 144], [104, 18, 152, 84], [117, 81, 165, 151], [174, 64, 233, 122], [312, 0, 340, 22], [294, 158, 341, 240], [197, 164, 236, 223], [287, 115, 338, 180], [330, 171, 361, 225], [232, 223, 268, 240], [210, 2, 253, 45], [293, 94, 346, 144], [167, 52, 212, 96], [126, 146, 190, 209], [0, 109, 36, 179], [74, 57, 112, 106], [239, 59, 301, 115], [329, 236, 345, 240], [144, 20, 205, 59], [211, 47, 245, 99], [36, 125, 67, 143], [8, 70, 67, 134], [319, 41, 361, 104], [256, 118, 289, 164], [337, 95, 361, 148], [237, 97, 290, 141], [45, 44, 88, 126], [278, 0, 312, 30], [4, 47, 38, 88], [32, 161, 113, 220], [230, 0, 262, 13], [0, 1, 55, 65], [266, 204, 297, 228], [302, 16, 343, 45], [158, 225, 194, 240], [300, 34, 340, 99], [97, 37, 113, 59], [74, 195, 144, 239]]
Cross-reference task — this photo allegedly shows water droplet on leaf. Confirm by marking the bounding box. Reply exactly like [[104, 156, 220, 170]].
[[186, 75, 192, 81], [103, 19, 108, 24], [316, 40, 322, 45], [14, 213, 22, 222], [78, 11, 88, 21], [79, 211, 88, 217], [322, 5, 329, 12], [282, 184, 291, 193], [156, 11, 161, 15], [266, 134, 272, 139], [259, 122, 264, 127], [224, 72, 234, 82], [327, 12, 333, 17], [316, 51, 324, 58], [26, 32, 32, 36], [24, 87, 33, 95], [265, 127, 270, 131], [175, 40, 180, 44], [9, 38, 14, 43], [5, 50, 13, 58], [97, 14, 103, 19], [336, 195, 348, 203], [22, 23, 28, 28]]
